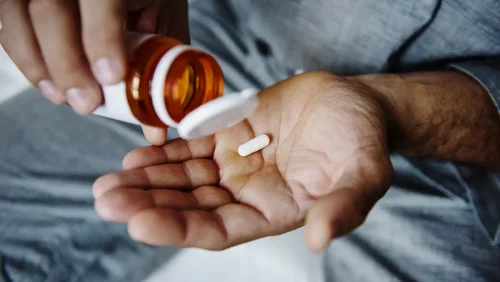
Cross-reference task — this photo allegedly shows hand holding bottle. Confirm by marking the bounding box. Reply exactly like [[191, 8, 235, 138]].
[[0, 0, 189, 144]]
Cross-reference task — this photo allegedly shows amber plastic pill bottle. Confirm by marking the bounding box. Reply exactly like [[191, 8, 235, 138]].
[[93, 33, 259, 140]]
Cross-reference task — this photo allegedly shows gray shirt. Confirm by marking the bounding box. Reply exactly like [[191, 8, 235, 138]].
[[226, 0, 500, 244]]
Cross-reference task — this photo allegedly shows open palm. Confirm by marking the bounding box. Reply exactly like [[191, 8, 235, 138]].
[[93, 72, 393, 252]]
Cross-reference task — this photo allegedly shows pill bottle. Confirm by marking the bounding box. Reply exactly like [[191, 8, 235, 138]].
[[93, 32, 259, 140]]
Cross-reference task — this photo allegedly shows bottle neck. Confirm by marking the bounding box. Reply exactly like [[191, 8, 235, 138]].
[[125, 36, 183, 127]]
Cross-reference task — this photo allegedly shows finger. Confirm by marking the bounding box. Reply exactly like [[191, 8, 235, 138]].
[[29, 0, 101, 115], [123, 136, 215, 169], [142, 125, 167, 146], [305, 160, 392, 253], [128, 204, 271, 250], [127, 0, 159, 33], [0, 0, 64, 104], [95, 186, 233, 222], [127, 0, 156, 11], [213, 120, 267, 186], [156, 0, 190, 43], [305, 188, 368, 253], [79, 0, 127, 85], [127, 0, 190, 44], [93, 159, 220, 197]]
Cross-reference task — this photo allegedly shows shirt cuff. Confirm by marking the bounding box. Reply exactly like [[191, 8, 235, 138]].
[[449, 58, 500, 111], [449, 58, 500, 245], [455, 165, 500, 246]]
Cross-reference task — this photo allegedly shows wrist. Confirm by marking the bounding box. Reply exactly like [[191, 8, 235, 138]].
[[350, 71, 500, 169], [348, 73, 421, 155]]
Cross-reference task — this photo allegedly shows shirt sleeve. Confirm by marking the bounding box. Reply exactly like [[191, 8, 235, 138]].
[[449, 58, 500, 246], [449, 57, 500, 111]]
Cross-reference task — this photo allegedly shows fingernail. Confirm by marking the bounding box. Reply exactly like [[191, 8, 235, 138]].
[[94, 199, 113, 221], [66, 88, 95, 115], [92, 57, 123, 85], [38, 80, 65, 104]]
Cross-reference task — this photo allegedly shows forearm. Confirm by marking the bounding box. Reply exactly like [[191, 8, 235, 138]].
[[354, 71, 500, 170]]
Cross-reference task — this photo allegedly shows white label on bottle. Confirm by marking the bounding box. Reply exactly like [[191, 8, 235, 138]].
[[94, 82, 141, 125], [93, 32, 156, 125]]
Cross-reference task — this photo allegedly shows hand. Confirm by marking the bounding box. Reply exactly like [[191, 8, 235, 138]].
[[0, 0, 188, 121], [92, 72, 394, 252]]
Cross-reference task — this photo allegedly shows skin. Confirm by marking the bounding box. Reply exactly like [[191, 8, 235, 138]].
[[2, 0, 499, 253], [92, 72, 393, 252], [0, 0, 186, 144], [92, 70, 500, 252]]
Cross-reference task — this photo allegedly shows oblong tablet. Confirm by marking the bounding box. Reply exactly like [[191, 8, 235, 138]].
[[238, 134, 271, 157]]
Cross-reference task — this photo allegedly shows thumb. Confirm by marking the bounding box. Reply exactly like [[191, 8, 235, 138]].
[[127, 0, 190, 44], [126, 0, 158, 32], [305, 160, 392, 253], [156, 0, 190, 44]]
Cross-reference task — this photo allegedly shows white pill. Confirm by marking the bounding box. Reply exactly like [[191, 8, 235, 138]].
[[238, 134, 271, 157]]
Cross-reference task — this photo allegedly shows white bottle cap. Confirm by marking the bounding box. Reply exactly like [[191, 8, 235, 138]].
[[177, 89, 260, 140], [93, 38, 260, 138], [150, 45, 260, 139]]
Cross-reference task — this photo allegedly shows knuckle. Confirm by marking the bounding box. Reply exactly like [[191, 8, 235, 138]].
[[56, 56, 80, 75], [50, 54, 89, 87], [84, 20, 123, 51], [196, 159, 218, 174], [6, 52, 46, 84], [92, 173, 121, 196], [21, 66, 47, 84]]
